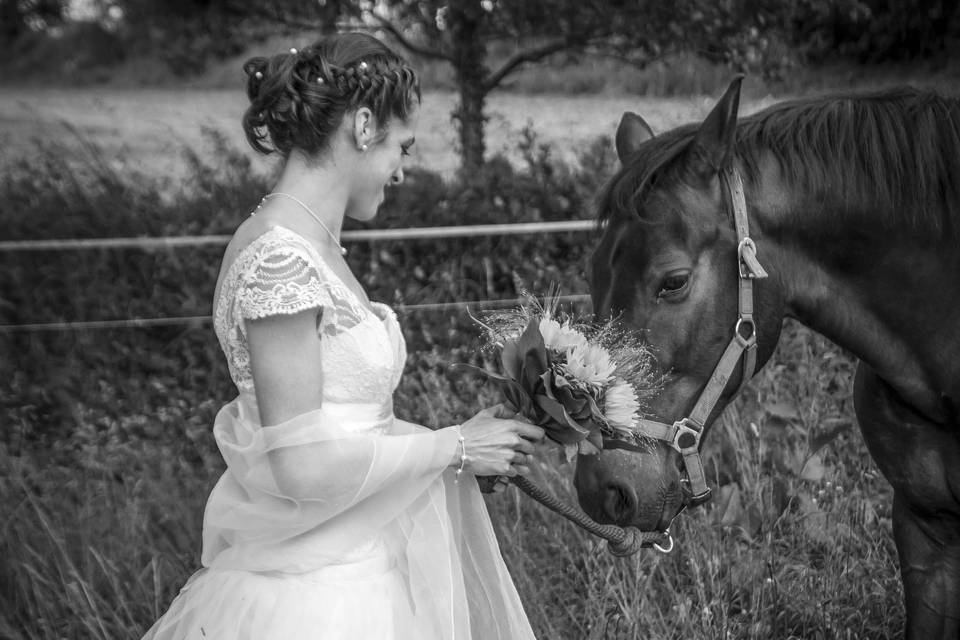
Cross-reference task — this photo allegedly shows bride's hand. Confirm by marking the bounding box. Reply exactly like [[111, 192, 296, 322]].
[[455, 405, 544, 478]]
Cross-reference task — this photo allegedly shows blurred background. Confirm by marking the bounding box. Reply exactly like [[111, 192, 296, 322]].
[[1, 1, 957, 638]]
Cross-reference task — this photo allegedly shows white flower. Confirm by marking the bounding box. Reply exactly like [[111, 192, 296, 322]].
[[564, 342, 616, 387], [539, 316, 587, 352], [603, 378, 639, 429]]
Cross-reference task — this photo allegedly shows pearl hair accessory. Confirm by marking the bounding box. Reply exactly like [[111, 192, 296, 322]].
[[258, 192, 347, 256], [290, 48, 298, 54], [358, 61, 368, 71], [254, 71, 263, 80]]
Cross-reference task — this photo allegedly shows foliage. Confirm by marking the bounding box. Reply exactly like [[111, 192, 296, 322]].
[[8, 0, 958, 175], [793, 0, 960, 62], [0, 0, 65, 45], [0, 131, 905, 638]]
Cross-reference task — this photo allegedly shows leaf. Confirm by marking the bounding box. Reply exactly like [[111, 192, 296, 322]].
[[501, 337, 522, 380], [585, 426, 604, 451], [535, 393, 574, 427], [578, 439, 601, 456], [808, 420, 851, 455], [485, 374, 534, 418], [516, 318, 549, 393], [534, 395, 590, 444], [799, 452, 827, 482], [767, 401, 800, 420], [549, 374, 591, 419], [715, 483, 744, 528]]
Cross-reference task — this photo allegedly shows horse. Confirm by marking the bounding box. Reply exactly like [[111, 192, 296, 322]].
[[576, 77, 960, 638]]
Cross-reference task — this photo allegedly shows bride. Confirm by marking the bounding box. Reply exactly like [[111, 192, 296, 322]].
[[143, 32, 543, 640]]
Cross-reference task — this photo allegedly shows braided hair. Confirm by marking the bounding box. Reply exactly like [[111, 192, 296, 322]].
[[242, 32, 421, 157]]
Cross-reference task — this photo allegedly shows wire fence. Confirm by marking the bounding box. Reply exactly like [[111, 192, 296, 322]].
[[1, 221, 596, 333], [0, 295, 593, 333], [0, 220, 596, 252]]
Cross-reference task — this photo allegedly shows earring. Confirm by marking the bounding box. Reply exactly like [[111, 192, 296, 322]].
[[360, 144, 368, 152]]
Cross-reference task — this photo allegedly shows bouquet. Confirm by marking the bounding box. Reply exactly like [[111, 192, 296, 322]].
[[465, 296, 660, 461]]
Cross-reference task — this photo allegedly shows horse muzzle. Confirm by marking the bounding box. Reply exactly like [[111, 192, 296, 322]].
[[573, 446, 685, 533]]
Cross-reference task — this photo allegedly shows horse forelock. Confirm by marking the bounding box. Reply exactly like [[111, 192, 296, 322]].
[[595, 126, 698, 228]]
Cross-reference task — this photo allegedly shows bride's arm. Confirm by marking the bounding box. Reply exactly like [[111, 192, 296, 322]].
[[246, 308, 461, 500], [246, 307, 542, 504]]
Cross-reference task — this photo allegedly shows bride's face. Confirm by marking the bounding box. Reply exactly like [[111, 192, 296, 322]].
[[347, 107, 418, 222]]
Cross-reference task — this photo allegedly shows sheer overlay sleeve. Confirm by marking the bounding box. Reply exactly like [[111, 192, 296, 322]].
[[203, 399, 460, 571], [237, 241, 337, 329]]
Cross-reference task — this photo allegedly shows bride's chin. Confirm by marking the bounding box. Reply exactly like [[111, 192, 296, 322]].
[[346, 204, 379, 222]]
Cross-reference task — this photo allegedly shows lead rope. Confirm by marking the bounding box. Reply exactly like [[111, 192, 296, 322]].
[[509, 476, 672, 556]]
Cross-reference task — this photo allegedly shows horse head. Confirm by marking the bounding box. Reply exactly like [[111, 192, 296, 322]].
[[575, 77, 786, 534]]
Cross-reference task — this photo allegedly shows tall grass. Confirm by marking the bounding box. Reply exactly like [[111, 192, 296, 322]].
[[0, 134, 903, 638]]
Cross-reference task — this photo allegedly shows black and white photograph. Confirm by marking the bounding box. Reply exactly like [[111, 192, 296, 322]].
[[1, 1, 958, 638]]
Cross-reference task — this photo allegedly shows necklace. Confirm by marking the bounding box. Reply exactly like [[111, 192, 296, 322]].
[[259, 192, 347, 256]]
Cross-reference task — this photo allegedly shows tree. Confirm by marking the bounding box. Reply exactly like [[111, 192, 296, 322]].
[[1, 0, 65, 46], [123, 0, 682, 175], [96, 0, 956, 174], [361, 0, 659, 175]]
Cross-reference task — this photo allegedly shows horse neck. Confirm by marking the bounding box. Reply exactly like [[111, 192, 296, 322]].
[[748, 165, 960, 421]]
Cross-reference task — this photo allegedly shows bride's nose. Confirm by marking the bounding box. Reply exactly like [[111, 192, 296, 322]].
[[390, 167, 404, 185]]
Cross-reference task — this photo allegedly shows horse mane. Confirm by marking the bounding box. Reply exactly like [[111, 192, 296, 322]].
[[598, 87, 960, 239]]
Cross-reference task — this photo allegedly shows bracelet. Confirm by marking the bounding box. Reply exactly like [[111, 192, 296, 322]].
[[454, 425, 467, 483]]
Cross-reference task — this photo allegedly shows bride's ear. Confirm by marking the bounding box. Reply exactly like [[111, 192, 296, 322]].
[[353, 107, 376, 151]]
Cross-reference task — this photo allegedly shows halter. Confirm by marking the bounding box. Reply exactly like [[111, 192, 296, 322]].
[[510, 167, 768, 555], [625, 166, 768, 507]]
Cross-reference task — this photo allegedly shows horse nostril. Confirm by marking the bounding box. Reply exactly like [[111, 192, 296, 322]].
[[603, 482, 636, 524]]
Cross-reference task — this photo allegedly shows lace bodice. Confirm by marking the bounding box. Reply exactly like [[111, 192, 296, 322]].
[[213, 226, 406, 407]]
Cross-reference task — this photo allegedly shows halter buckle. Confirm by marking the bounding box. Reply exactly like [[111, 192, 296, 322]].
[[737, 237, 768, 279], [670, 417, 703, 453]]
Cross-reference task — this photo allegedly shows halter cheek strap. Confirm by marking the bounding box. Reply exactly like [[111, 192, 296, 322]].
[[621, 167, 768, 507]]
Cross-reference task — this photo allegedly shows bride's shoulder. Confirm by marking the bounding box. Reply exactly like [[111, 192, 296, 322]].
[[214, 222, 321, 305]]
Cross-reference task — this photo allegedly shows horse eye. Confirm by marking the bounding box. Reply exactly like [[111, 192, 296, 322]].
[[657, 273, 690, 298]]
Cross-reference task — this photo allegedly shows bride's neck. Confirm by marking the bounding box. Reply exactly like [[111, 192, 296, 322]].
[[271, 151, 351, 236]]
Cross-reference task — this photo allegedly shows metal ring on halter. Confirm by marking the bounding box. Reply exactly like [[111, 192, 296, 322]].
[[734, 317, 756, 346], [653, 531, 674, 553]]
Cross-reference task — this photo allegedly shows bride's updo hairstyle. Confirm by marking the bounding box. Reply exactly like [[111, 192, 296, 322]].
[[242, 32, 420, 157]]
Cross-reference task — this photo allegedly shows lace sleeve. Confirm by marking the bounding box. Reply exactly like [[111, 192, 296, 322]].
[[238, 243, 335, 324]]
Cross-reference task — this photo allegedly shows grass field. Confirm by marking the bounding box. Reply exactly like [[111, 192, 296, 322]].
[[0, 88, 775, 181], [0, 85, 920, 639]]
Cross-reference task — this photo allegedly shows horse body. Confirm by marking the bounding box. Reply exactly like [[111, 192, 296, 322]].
[[581, 79, 960, 637]]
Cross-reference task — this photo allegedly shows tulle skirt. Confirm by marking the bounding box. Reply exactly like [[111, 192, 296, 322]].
[[143, 395, 536, 639], [142, 550, 426, 640]]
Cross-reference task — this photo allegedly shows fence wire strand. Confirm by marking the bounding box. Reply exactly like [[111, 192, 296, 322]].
[[1, 221, 595, 333], [0, 296, 593, 333]]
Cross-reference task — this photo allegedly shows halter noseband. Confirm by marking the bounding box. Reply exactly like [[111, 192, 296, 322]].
[[625, 166, 768, 508]]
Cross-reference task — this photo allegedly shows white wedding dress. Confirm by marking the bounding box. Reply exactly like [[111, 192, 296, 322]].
[[143, 226, 535, 640]]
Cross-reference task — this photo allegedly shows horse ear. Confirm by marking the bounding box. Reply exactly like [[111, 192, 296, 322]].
[[689, 75, 744, 176], [615, 112, 654, 163]]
